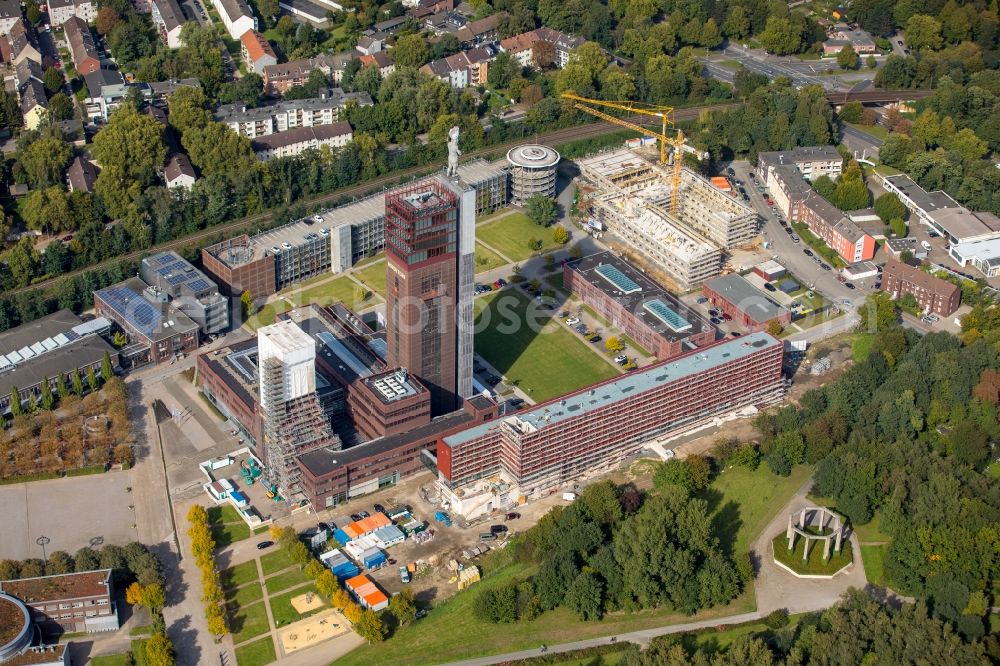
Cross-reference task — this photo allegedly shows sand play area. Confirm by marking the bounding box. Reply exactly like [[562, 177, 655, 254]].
[[290, 591, 326, 614], [279, 609, 350, 654]]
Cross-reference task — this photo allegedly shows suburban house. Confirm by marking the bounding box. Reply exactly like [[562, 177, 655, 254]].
[[211, 0, 257, 40], [453, 14, 500, 46], [251, 122, 353, 160], [359, 51, 394, 78], [164, 153, 196, 189], [63, 16, 101, 76], [823, 24, 877, 55], [0, 0, 21, 36], [240, 30, 277, 75], [0, 19, 42, 68], [19, 79, 46, 129], [151, 0, 185, 48], [82, 68, 128, 121], [66, 156, 99, 193]]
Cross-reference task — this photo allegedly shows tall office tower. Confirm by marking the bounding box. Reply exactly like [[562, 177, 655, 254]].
[[384, 176, 475, 416], [257, 320, 340, 494]]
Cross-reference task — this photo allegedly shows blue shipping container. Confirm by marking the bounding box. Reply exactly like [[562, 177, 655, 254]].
[[364, 551, 387, 569]]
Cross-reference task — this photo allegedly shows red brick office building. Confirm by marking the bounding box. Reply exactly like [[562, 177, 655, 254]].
[[882, 259, 961, 316], [438, 333, 785, 492], [702, 274, 792, 333], [564, 252, 716, 359]]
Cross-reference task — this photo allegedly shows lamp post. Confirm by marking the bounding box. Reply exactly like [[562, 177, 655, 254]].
[[36, 535, 50, 561]]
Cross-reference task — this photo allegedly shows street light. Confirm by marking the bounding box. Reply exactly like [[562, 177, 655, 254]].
[[36, 535, 50, 561]]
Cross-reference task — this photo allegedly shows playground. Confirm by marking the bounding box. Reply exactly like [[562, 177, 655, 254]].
[[278, 608, 350, 654]]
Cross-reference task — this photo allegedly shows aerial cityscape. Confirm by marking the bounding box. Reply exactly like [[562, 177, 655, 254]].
[[0, 0, 999, 664]]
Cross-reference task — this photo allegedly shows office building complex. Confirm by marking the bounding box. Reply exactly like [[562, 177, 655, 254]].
[[881, 174, 1000, 246], [94, 278, 200, 367], [882, 259, 961, 316], [257, 320, 341, 494], [564, 252, 715, 359], [438, 333, 785, 508], [0, 569, 117, 634], [202, 161, 506, 299], [140, 251, 228, 335]]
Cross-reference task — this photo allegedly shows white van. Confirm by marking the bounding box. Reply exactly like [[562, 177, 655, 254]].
[[921, 240, 933, 251]]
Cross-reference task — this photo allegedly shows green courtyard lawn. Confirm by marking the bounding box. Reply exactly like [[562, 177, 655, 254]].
[[269, 584, 324, 627], [474, 243, 508, 273], [861, 544, 887, 586], [772, 533, 853, 576], [700, 464, 813, 557], [296, 275, 366, 310], [235, 636, 277, 666], [351, 259, 388, 299], [474, 290, 618, 402], [223, 560, 261, 591], [852, 333, 875, 362], [264, 567, 309, 595], [334, 464, 811, 666], [261, 548, 298, 576], [92, 655, 132, 666], [476, 212, 560, 263], [245, 300, 292, 331], [230, 599, 270, 644], [208, 504, 251, 548], [228, 580, 264, 607]]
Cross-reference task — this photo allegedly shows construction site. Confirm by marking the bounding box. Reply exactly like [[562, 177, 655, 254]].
[[577, 148, 760, 290]]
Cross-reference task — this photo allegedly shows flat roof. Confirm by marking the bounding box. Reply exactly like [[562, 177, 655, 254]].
[[884, 174, 958, 213], [0, 336, 115, 400], [364, 368, 424, 404], [1, 569, 112, 603], [0, 309, 82, 354], [578, 149, 656, 180], [298, 408, 476, 476], [444, 332, 780, 447], [95, 277, 199, 342], [705, 274, 789, 323], [141, 251, 219, 298], [568, 251, 713, 342], [951, 237, 1000, 265], [927, 207, 1000, 242]]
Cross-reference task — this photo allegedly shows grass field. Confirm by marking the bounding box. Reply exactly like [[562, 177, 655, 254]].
[[260, 548, 298, 576], [474, 290, 618, 402], [860, 544, 887, 586], [132, 639, 149, 666], [230, 600, 270, 644], [264, 567, 309, 595], [475, 243, 509, 271], [296, 275, 365, 309], [235, 636, 277, 666], [228, 581, 264, 607], [223, 560, 261, 590], [246, 300, 292, 331], [269, 584, 324, 627], [92, 655, 131, 666], [477, 213, 560, 263], [852, 333, 875, 362], [772, 533, 853, 575], [700, 465, 812, 557], [208, 504, 251, 548], [333, 464, 808, 666], [352, 259, 388, 299]]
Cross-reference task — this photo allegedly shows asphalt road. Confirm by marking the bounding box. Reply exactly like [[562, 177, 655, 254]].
[[701, 44, 886, 92], [841, 123, 884, 161]]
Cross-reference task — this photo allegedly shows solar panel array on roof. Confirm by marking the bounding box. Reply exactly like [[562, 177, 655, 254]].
[[188, 278, 212, 293], [156, 254, 174, 265], [99, 285, 162, 338], [595, 263, 642, 294], [643, 299, 691, 332]]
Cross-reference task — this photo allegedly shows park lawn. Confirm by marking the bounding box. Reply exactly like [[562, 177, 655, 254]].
[[91, 655, 132, 666], [208, 504, 251, 548], [852, 333, 875, 362], [296, 275, 364, 310], [230, 600, 270, 644], [264, 567, 310, 595], [132, 639, 149, 666], [228, 581, 264, 607], [261, 548, 298, 576], [269, 584, 324, 627], [474, 243, 508, 273], [852, 511, 888, 544], [245, 300, 292, 331], [717, 59, 741, 70], [861, 544, 888, 586], [235, 636, 277, 666], [352, 259, 388, 299], [477, 213, 559, 263], [474, 290, 618, 403], [223, 560, 261, 591], [334, 554, 756, 666], [701, 465, 813, 557], [691, 613, 804, 650]]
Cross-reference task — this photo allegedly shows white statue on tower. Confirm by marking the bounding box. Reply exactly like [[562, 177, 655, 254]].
[[446, 126, 461, 178]]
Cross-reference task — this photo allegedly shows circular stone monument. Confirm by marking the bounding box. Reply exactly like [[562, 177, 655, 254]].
[[772, 506, 852, 578]]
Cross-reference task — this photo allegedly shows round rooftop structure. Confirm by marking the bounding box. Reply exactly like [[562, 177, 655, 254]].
[[507, 144, 560, 206], [0, 593, 32, 662]]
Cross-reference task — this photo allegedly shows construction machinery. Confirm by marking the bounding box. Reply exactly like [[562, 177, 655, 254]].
[[561, 93, 686, 213]]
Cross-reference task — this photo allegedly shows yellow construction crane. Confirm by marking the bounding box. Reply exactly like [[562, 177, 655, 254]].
[[560, 93, 686, 212]]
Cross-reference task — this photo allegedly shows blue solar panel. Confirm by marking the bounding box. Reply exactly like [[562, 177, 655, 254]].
[[156, 254, 174, 265], [99, 285, 162, 338], [188, 278, 212, 292], [643, 299, 691, 332], [595, 264, 642, 294], [167, 273, 187, 285]]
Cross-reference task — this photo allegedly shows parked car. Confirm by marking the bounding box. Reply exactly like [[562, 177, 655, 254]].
[[565, 316, 580, 325], [845, 282, 856, 290], [589, 335, 602, 343], [491, 524, 508, 534], [696, 296, 708, 304], [574, 324, 588, 334], [837, 275, 847, 283], [559, 310, 570, 318], [730, 331, 742, 337], [722, 313, 732, 321], [505, 512, 521, 521], [614, 354, 628, 364], [350, 513, 362, 522], [358, 510, 370, 519], [820, 263, 831, 271], [399, 566, 410, 583], [373, 503, 386, 515], [256, 541, 274, 550], [764, 282, 776, 292], [317, 521, 331, 532], [710, 317, 722, 324], [803, 249, 814, 257]]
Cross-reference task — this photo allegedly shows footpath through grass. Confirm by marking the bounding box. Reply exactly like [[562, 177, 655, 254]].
[[474, 290, 618, 402], [334, 465, 810, 666]]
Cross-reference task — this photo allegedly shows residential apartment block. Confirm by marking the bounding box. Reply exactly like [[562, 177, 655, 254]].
[[151, 0, 184, 48], [262, 53, 354, 95], [48, 0, 97, 26], [215, 90, 371, 138], [0, 0, 20, 36], [240, 30, 277, 74], [881, 258, 961, 316], [63, 16, 100, 75], [758, 145, 843, 184], [251, 122, 353, 160], [500, 27, 585, 68], [420, 45, 493, 88], [211, 0, 257, 40]]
